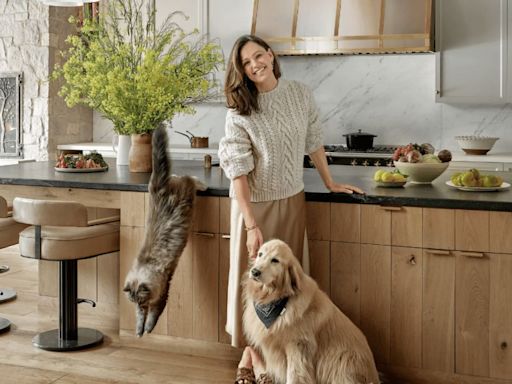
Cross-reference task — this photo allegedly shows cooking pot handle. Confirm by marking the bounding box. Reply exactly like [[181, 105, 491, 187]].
[[176, 131, 193, 143], [186, 130, 197, 138]]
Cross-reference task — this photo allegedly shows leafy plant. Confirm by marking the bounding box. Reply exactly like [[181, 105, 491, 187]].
[[52, 0, 223, 135]]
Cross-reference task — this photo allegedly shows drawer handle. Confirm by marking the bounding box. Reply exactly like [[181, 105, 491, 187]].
[[380, 206, 402, 211], [221, 234, 231, 239], [460, 251, 485, 258], [425, 249, 451, 256], [409, 256, 417, 265], [194, 232, 215, 238], [501, 341, 508, 350]]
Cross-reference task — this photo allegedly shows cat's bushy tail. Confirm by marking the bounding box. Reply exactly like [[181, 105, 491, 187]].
[[149, 123, 171, 196]]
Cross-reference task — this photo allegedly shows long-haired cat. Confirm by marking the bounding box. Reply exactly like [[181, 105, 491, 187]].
[[123, 124, 205, 336]]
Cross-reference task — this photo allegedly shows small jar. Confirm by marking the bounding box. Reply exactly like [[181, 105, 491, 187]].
[[204, 154, 212, 168]]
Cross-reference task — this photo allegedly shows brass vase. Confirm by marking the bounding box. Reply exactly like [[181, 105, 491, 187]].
[[128, 132, 152, 173]]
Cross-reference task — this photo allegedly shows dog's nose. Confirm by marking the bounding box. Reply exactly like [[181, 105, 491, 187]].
[[251, 268, 261, 278]]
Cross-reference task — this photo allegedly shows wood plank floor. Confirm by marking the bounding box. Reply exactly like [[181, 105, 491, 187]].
[[0, 245, 241, 384]]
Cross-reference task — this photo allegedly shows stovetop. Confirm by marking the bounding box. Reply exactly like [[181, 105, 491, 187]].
[[324, 144, 397, 158]]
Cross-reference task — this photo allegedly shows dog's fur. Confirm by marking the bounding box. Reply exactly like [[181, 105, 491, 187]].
[[123, 124, 205, 337], [243, 239, 380, 384]]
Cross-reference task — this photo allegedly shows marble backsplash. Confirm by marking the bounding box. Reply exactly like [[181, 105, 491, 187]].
[[94, 53, 512, 154]]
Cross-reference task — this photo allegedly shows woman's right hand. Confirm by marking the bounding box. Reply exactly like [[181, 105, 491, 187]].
[[246, 226, 263, 259]]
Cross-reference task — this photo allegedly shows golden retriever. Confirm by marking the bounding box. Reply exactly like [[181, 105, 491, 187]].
[[243, 239, 380, 384]]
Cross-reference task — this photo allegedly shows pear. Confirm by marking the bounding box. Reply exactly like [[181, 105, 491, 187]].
[[381, 172, 394, 183], [451, 173, 462, 186], [482, 175, 498, 187], [461, 172, 478, 187], [374, 169, 385, 182]]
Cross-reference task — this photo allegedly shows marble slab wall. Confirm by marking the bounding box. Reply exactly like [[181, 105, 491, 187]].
[[94, 52, 512, 155]]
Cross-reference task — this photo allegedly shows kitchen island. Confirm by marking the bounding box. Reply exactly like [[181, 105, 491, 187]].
[[1, 159, 512, 384]]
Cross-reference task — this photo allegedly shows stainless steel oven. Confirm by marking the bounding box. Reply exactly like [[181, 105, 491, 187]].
[[304, 144, 398, 168]]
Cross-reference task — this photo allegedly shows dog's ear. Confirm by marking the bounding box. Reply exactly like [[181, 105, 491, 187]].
[[288, 263, 302, 293]]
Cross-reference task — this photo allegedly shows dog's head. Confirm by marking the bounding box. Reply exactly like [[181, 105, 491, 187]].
[[248, 239, 303, 298]]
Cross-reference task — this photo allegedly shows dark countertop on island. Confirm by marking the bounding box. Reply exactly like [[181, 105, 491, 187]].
[[1, 159, 512, 211]]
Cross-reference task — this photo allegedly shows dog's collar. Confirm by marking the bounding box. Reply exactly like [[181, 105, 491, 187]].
[[254, 297, 289, 329]]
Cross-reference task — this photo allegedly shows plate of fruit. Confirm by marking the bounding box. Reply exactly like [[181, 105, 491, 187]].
[[446, 168, 510, 192], [55, 152, 108, 173], [374, 169, 408, 187], [392, 143, 452, 183]]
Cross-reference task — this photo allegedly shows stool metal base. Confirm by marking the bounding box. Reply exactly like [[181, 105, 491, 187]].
[[0, 288, 16, 303], [0, 317, 11, 334], [32, 328, 104, 351]]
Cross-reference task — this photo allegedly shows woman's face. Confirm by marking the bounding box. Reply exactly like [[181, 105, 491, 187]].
[[240, 41, 276, 91]]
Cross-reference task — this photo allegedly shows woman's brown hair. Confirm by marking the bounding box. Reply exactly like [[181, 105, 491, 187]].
[[224, 35, 281, 116]]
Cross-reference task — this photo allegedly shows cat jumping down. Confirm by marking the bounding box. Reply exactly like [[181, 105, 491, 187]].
[[123, 124, 205, 336]]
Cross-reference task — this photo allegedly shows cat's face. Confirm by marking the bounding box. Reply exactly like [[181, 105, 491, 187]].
[[123, 262, 170, 336]]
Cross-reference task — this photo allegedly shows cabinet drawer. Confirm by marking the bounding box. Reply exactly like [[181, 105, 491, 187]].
[[490, 212, 512, 253], [423, 208, 455, 250], [307, 202, 330, 241], [193, 196, 219, 233], [331, 203, 360, 243], [455, 210, 489, 252], [391, 207, 422, 248], [361, 205, 391, 245]]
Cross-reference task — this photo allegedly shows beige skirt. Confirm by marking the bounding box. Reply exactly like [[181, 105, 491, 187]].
[[226, 191, 309, 347]]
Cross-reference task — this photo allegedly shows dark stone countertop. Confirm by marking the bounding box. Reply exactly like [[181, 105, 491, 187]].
[[1, 159, 512, 211]]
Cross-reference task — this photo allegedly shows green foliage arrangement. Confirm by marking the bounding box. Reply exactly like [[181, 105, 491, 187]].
[[52, 0, 224, 135]]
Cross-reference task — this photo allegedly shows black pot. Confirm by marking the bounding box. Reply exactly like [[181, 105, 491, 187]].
[[343, 129, 377, 151]]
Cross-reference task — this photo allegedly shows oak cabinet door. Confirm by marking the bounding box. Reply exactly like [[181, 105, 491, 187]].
[[490, 253, 512, 380], [391, 207, 422, 248], [331, 241, 360, 326], [307, 202, 330, 241], [455, 251, 490, 377], [361, 205, 391, 245], [490, 212, 512, 253], [218, 235, 231, 344], [309, 240, 331, 296], [360, 244, 391, 365], [331, 203, 360, 243], [422, 249, 455, 373], [423, 208, 455, 250], [390, 246, 422, 368], [455, 210, 489, 252]]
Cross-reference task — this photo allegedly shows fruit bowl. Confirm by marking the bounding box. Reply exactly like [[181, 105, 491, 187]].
[[393, 161, 449, 184], [455, 135, 499, 155]]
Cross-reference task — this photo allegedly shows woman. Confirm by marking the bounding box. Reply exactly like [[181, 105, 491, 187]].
[[218, 34, 364, 347]]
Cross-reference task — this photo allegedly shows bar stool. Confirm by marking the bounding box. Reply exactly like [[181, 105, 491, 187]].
[[13, 197, 120, 351], [0, 196, 28, 333]]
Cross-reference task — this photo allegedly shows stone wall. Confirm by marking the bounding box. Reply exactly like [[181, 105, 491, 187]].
[[0, 0, 92, 163]]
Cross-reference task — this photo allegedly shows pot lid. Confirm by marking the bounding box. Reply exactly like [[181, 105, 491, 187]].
[[343, 129, 377, 137]]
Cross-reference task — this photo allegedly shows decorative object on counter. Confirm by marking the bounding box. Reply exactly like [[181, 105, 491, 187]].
[[342, 129, 377, 151], [55, 153, 108, 173], [392, 143, 451, 183], [447, 168, 509, 192], [373, 169, 407, 188], [51, 0, 223, 172], [204, 154, 212, 169], [455, 136, 499, 155], [394, 161, 449, 184], [176, 130, 209, 148], [128, 133, 152, 173], [111, 134, 131, 166]]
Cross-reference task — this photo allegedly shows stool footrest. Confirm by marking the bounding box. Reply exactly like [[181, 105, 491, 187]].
[[32, 328, 103, 351]]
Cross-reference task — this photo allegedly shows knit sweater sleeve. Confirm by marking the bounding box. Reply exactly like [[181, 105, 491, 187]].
[[304, 86, 324, 154], [218, 113, 255, 180]]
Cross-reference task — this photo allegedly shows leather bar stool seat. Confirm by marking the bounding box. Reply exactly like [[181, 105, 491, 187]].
[[13, 197, 120, 351], [0, 196, 29, 333]]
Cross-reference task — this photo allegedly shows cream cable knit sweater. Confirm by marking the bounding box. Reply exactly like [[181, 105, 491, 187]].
[[218, 79, 323, 202]]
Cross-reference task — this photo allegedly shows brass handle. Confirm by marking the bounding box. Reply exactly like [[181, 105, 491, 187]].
[[460, 251, 485, 258], [221, 234, 231, 239], [380, 206, 402, 211], [425, 249, 451, 256], [194, 232, 215, 238]]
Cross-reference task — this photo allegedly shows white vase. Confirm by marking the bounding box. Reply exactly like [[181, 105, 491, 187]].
[[112, 134, 131, 166]]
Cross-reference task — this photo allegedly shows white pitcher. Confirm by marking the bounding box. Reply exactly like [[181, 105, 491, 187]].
[[112, 134, 131, 166]]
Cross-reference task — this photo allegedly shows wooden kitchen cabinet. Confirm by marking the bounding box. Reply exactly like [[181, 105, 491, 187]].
[[307, 202, 331, 295], [390, 246, 423, 368], [423, 207, 455, 250], [435, 0, 509, 103], [455, 209, 490, 252], [331, 203, 360, 243]]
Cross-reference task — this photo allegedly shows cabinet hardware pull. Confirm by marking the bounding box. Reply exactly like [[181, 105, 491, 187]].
[[409, 256, 417, 265], [425, 249, 451, 256], [460, 251, 485, 258], [195, 232, 215, 238], [380, 206, 402, 211], [501, 341, 508, 350], [221, 235, 231, 239]]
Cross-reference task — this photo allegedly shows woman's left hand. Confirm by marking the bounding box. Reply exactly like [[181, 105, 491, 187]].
[[326, 181, 365, 194]]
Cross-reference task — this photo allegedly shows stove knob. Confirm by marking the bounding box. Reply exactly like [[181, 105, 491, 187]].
[[351, 159, 358, 166], [362, 160, 369, 167], [387, 161, 394, 167], [374, 160, 381, 167]]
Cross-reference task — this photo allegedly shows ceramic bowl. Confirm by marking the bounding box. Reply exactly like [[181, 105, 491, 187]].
[[393, 161, 449, 184], [455, 135, 499, 155]]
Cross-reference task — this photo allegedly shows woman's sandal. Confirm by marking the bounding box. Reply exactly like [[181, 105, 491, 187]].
[[235, 367, 256, 384]]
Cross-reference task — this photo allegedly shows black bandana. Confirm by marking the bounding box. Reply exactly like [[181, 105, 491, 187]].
[[254, 297, 289, 329]]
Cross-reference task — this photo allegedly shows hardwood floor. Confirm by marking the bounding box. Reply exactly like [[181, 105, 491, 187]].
[[0, 245, 241, 384]]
